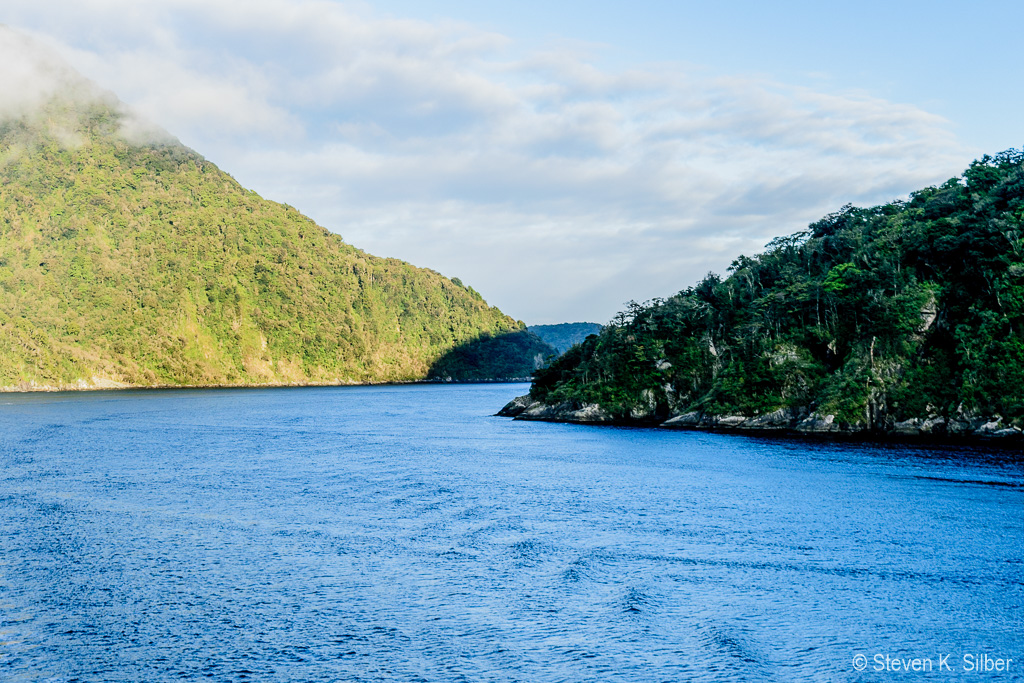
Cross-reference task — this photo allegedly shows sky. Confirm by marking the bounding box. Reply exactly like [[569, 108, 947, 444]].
[[2, 0, 1020, 324]]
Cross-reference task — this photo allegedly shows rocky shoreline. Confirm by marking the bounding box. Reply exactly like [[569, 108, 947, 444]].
[[497, 395, 1024, 443]]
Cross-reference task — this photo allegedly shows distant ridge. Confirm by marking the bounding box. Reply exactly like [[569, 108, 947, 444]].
[[528, 322, 602, 355], [0, 28, 527, 389]]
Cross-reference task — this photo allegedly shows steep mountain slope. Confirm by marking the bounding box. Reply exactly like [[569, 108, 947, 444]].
[[513, 151, 1024, 438], [0, 34, 523, 388]]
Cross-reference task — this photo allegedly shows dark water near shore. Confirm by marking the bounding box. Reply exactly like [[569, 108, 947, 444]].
[[1, 383, 1022, 682]]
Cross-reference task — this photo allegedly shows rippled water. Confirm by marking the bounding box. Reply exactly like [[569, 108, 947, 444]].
[[1, 384, 1022, 681]]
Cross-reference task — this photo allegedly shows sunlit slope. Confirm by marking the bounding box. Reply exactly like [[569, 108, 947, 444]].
[[0, 92, 521, 388]]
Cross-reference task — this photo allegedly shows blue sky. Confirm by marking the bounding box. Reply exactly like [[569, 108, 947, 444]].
[[369, 0, 1022, 154], [3, 0, 1017, 324]]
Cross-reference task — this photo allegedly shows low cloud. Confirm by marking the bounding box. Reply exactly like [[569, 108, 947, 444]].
[[1, 1, 978, 323], [0, 25, 175, 147], [0, 25, 92, 117]]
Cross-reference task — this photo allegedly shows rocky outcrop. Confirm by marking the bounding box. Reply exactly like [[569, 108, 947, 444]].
[[661, 407, 810, 432], [497, 395, 613, 423], [661, 411, 702, 428], [892, 417, 948, 436], [630, 388, 659, 420], [740, 407, 802, 430], [499, 395, 1023, 442], [496, 394, 536, 417], [794, 413, 850, 434]]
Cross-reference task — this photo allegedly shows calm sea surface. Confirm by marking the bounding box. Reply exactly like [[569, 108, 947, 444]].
[[1, 383, 1021, 682]]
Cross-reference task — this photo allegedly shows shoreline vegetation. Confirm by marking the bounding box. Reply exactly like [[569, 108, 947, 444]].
[[506, 151, 1024, 446], [497, 394, 1023, 443]]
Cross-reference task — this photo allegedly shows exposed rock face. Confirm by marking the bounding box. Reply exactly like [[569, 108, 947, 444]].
[[496, 395, 535, 417], [499, 395, 1022, 442], [977, 420, 1004, 435], [629, 389, 658, 420], [893, 418, 924, 435], [737, 408, 799, 430], [795, 413, 840, 433], [562, 403, 614, 422], [917, 291, 938, 333], [972, 418, 1023, 438], [661, 407, 804, 432], [893, 417, 949, 436], [661, 411, 701, 428], [496, 395, 612, 423]]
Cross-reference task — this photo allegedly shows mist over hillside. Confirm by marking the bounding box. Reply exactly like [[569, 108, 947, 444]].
[[0, 28, 531, 388]]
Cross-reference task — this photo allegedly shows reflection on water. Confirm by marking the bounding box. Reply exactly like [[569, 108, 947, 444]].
[[1, 384, 1021, 681]]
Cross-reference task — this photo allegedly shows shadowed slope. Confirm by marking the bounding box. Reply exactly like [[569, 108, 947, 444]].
[[427, 330, 555, 381]]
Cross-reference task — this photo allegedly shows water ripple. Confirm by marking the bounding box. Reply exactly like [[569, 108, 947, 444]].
[[0, 384, 1021, 682]]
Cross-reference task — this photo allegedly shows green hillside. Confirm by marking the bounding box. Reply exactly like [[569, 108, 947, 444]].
[[527, 151, 1024, 433], [0, 76, 523, 388]]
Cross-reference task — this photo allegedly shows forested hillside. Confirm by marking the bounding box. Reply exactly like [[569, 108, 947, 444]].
[[524, 151, 1024, 435], [0, 66, 525, 388]]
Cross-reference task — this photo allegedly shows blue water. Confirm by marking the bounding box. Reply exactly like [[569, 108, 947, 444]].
[[0, 383, 1021, 682]]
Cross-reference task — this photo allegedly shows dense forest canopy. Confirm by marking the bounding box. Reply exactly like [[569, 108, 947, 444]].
[[0, 78, 528, 387], [530, 150, 1024, 430]]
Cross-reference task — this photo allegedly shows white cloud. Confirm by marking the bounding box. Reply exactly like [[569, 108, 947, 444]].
[[0, 1, 978, 323], [0, 25, 92, 116]]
